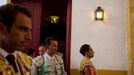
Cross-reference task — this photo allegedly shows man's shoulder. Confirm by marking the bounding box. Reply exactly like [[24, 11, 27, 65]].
[[55, 54, 62, 59], [0, 54, 16, 75], [17, 51, 33, 65], [33, 55, 43, 62], [0, 53, 7, 66], [18, 51, 31, 59], [33, 55, 44, 67], [55, 54, 64, 63], [80, 57, 93, 68], [0, 53, 5, 62]]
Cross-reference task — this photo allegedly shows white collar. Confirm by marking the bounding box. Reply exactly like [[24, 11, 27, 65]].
[[0, 48, 9, 58], [45, 53, 55, 59], [0, 48, 17, 58]]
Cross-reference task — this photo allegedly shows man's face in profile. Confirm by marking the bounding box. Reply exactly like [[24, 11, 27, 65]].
[[2, 12, 32, 50]]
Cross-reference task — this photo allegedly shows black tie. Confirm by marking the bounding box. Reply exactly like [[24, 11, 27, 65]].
[[6, 54, 18, 72]]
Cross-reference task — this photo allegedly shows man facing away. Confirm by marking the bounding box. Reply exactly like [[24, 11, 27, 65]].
[[33, 37, 67, 75], [0, 3, 33, 75]]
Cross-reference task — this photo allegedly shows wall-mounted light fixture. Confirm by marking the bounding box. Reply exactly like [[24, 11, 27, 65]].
[[50, 15, 59, 24], [50, 9, 59, 24], [95, 6, 104, 21]]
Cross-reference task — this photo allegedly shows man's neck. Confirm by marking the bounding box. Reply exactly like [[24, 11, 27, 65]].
[[46, 51, 54, 57], [0, 41, 15, 53], [85, 55, 91, 59]]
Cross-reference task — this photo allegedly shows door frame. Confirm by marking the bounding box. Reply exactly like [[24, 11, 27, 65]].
[[65, 0, 72, 74]]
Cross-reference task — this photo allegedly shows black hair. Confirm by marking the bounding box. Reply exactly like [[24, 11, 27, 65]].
[[80, 44, 91, 56], [43, 37, 58, 46], [0, 3, 32, 30]]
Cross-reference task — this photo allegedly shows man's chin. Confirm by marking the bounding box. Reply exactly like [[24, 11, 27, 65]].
[[90, 56, 94, 58], [16, 46, 25, 51]]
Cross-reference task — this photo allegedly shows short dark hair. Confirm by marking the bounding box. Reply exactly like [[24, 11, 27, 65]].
[[43, 37, 58, 46], [80, 44, 91, 56], [0, 3, 32, 30]]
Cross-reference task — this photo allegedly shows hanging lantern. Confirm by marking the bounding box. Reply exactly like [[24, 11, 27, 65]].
[[95, 6, 104, 21]]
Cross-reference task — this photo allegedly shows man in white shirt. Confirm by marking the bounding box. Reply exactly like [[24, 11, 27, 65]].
[[33, 37, 67, 75]]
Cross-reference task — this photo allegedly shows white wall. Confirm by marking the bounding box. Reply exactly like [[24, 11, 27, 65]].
[[0, 0, 10, 6], [71, 0, 128, 70]]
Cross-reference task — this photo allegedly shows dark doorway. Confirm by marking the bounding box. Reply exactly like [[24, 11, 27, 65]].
[[40, 0, 67, 42], [40, 0, 68, 73]]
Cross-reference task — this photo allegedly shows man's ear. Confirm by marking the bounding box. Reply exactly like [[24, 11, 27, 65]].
[[84, 51, 88, 56]]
